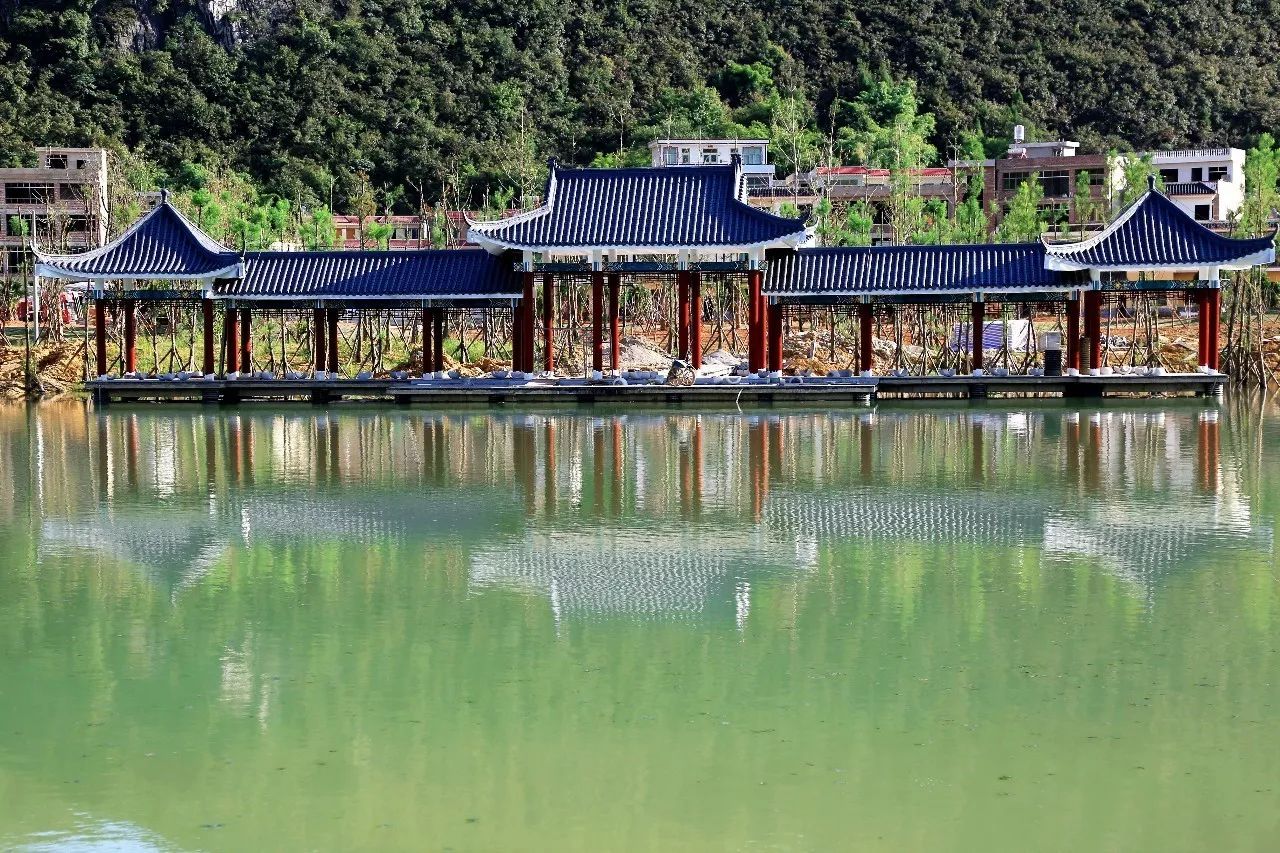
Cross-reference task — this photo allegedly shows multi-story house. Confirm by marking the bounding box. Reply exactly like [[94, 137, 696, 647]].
[[1145, 148, 1245, 225], [1, 147, 108, 280], [648, 138, 775, 191]]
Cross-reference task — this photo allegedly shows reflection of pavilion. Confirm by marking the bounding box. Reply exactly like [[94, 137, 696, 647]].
[[470, 527, 811, 623], [40, 487, 520, 597]]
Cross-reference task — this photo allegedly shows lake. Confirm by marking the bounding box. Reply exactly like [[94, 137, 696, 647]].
[[1, 399, 1278, 851]]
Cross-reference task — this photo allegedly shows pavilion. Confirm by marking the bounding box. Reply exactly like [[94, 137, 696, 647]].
[[32, 171, 1275, 384]]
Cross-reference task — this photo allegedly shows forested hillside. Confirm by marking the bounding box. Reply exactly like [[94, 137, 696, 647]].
[[2, 0, 1279, 210]]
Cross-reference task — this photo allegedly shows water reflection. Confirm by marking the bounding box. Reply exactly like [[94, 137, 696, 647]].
[[2, 400, 1268, 619]]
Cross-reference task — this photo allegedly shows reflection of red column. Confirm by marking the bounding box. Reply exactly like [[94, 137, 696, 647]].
[[125, 415, 140, 492], [692, 418, 703, 515], [859, 303, 874, 373], [239, 306, 252, 374], [690, 272, 703, 368], [123, 299, 137, 374], [224, 305, 239, 374], [543, 273, 555, 372], [591, 271, 604, 372], [971, 300, 984, 372], [608, 273, 621, 371], [676, 270, 690, 361], [515, 423, 536, 514], [971, 421, 984, 483], [592, 423, 605, 512], [749, 419, 764, 521], [203, 300, 216, 376], [1206, 415, 1220, 493], [768, 300, 783, 372], [679, 420, 693, 519], [205, 417, 217, 489], [94, 298, 108, 376], [1084, 414, 1102, 494], [96, 417, 110, 496], [242, 416, 254, 486], [1065, 415, 1080, 486], [1065, 296, 1080, 371], [859, 418, 873, 480], [544, 421, 556, 518], [1207, 288, 1221, 371], [612, 419, 624, 517]]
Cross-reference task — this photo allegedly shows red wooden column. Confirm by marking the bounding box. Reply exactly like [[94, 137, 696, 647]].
[[970, 300, 984, 372], [433, 308, 445, 372], [767, 299, 783, 371], [327, 307, 340, 376], [123, 298, 137, 374], [748, 269, 764, 371], [94, 297, 108, 377], [224, 304, 239, 374], [1207, 287, 1222, 371], [608, 273, 622, 371], [239, 306, 252, 374], [314, 306, 328, 374], [1065, 294, 1081, 371], [676, 270, 690, 361], [1194, 290, 1209, 367], [202, 299, 216, 376], [1083, 289, 1103, 370], [689, 271, 703, 369], [591, 270, 604, 372], [542, 272, 555, 372], [858, 303, 874, 373], [521, 271, 536, 372]]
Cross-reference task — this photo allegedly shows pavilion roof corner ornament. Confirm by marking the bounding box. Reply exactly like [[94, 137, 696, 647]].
[[1044, 183, 1275, 272]]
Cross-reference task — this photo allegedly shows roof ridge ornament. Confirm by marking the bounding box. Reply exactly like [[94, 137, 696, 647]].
[[1147, 174, 1156, 192]]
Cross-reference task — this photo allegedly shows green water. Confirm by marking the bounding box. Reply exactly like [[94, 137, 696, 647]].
[[1, 400, 1278, 852]]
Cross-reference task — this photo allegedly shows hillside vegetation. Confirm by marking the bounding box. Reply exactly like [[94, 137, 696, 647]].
[[2, 0, 1279, 211]]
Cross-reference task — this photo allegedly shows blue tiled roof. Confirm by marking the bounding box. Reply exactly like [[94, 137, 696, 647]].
[[34, 197, 243, 281], [468, 160, 808, 252], [764, 244, 1066, 296], [219, 248, 521, 300], [1045, 188, 1275, 270]]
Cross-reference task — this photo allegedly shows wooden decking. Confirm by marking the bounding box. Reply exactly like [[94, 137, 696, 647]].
[[84, 372, 1224, 406]]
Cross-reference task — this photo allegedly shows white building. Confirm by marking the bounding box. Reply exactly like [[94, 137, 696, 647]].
[[1, 147, 109, 278], [647, 138, 775, 189], [1144, 148, 1246, 224]]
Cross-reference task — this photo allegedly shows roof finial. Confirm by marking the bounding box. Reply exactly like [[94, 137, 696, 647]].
[[160, 187, 170, 204], [1147, 174, 1156, 192]]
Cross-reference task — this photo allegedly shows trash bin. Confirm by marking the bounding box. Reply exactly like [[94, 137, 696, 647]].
[[1040, 332, 1063, 376]]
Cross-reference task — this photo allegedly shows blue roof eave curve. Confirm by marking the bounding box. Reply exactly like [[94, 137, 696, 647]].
[[1044, 189, 1277, 273]]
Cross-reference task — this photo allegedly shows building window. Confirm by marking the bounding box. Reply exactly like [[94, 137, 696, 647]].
[[1194, 204, 1212, 221], [1074, 168, 1105, 187], [1159, 168, 1179, 184], [4, 183, 56, 205], [1001, 171, 1031, 191], [742, 146, 764, 166], [46, 154, 68, 169], [1190, 167, 1204, 181], [680, 148, 691, 165], [701, 148, 718, 164], [1208, 166, 1228, 181], [663, 147, 677, 166], [1040, 170, 1071, 197]]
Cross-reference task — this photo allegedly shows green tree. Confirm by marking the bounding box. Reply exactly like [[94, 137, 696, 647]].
[[1117, 154, 1164, 207], [997, 177, 1047, 242], [1237, 133, 1278, 238]]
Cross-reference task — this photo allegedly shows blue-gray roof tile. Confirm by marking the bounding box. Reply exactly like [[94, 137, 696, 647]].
[[220, 248, 521, 300], [468, 161, 808, 251], [765, 244, 1066, 296]]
